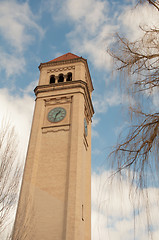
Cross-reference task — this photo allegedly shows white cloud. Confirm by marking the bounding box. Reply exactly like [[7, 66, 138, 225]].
[[0, 0, 43, 53], [53, 1, 159, 72], [20, 79, 38, 94], [93, 89, 135, 114], [67, 24, 114, 69], [0, 88, 34, 156], [46, 0, 159, 72], [149, 87, 159, 112], [92, 148, 102, 155], [0, 48, 25, 77], [46, 0, 115, 70], [119, 2, 159, 41], [0, 0, 44, 77], [64, 0, 116, 70], [92, 170, 159, 240], [63, 0, 108, 34], [92, 129, 99, 138], [91, 116, 100, 138], [92, 116, 100, 127], [114, 120, 130, 137]]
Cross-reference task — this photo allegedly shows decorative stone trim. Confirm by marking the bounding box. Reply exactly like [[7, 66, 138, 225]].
[[45, 96, 72, 106], [47, 66, 75, 74], [42, 124, 70, 133]]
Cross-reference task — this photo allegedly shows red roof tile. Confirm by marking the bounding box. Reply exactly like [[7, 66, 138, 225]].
[[48, 53, 80, 63]]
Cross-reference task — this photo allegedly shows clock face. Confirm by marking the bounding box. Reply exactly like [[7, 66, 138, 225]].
[[48, 107, 66, 123], [84, 118, 88, 136]]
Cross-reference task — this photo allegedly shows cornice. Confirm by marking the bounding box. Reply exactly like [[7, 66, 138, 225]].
[[38, 57, 85, 70], [34, 80, 94, 119]]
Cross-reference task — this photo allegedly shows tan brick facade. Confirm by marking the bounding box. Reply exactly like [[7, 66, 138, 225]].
[[12, 53, 94, 240]]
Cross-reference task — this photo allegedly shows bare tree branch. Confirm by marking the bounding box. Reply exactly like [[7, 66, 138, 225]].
[[139, 0, 159, 11], [0, 120, 22, 238], [108, 29, 159, 91], [108, 0, 159, 197]]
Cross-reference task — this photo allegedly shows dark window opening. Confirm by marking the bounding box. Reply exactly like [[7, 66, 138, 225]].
[[58, 74, 64, 83], [66, 72, 72, 81], [50, 75, 55, 84]]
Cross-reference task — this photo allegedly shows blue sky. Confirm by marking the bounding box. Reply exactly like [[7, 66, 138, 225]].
[[1, 0, 159, 239]]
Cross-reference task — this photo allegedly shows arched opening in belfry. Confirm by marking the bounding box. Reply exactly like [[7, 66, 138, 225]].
[[50, 75, 55, 84], [58, 74, 64, 83], [66, 72, 72, 81]]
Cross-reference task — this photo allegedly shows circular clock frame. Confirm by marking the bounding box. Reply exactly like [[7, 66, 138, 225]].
[[48, 107, 66, 123]]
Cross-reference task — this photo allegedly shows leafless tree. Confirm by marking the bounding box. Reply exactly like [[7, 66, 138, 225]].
[[9, 195, 34, 240], [0, 120, 22, 239], [108, 0, 159, 188], [108, 1, 159, 237]]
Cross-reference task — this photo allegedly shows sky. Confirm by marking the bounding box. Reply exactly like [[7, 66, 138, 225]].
[[0, 0, 159, 239]]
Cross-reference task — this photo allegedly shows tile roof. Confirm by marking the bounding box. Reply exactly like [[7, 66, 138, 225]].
[[47, 52, 80, 63]]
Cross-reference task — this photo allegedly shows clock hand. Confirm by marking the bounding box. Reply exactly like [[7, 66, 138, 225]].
[[54, 110, 61, 119]]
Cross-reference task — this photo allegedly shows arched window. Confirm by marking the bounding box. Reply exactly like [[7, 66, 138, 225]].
[[66, 72, 72, 81], [58, 74, 64, 83], [50, 75, 55, 84]]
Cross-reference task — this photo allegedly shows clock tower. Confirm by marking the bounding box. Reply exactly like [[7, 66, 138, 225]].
[[12, 53, 94, 240]]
